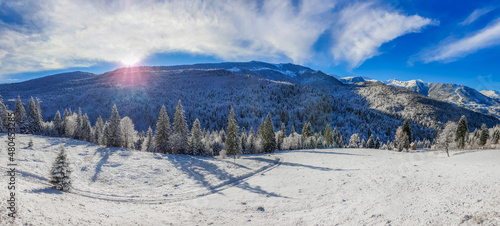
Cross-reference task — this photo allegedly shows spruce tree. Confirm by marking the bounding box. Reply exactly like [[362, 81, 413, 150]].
[[375, 137, 381, 149], [50, 145, 71, 192], [402, 119, 412, 147], [94, 116, 105, 145], [455, 115, 468, 149], [324, 124, 332, 148], [142, 127, 154, 152], [479, 123, 488, 146], [154, 105, 171, 154], [106, 105, 122, 147], [262, 113, 276, 153], [73, 108, 83, 140], [172, 100, 189, 154], [62, 109, 71, 137], [53, 111, 62, 136], [14, 95, 26, 133], [367, 134, 375, 149], [0, 96, 6, 133], [492, 129, 500, 145], [190, 118, 203, 155], [26, 97, 42, 134], [225, 106, 241, 161], [81, 114, 92, 142]]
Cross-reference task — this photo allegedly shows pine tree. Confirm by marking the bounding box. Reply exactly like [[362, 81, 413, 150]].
[[142, 127, 154, 152], [479, 123, 488, 146], [14, 95, 26, 133], [257, 118, 265, 139], [26, 97, 43, 134], [154, 105, 171, 154], [190, 118, 203, 155], [492, 129, 500, 145], [106, 105, 122, 147], [53, 111, 62, 136], [262, 113, 276, 153], [375, 137, 381, 149], [302, 122, 312, 139], [50, 145, 71, 191], [225, 106, 241, 161], [81, 114, 92, 142], [455, 115, 468, 149], [402, 119, 412, 146], [172, 100, 189, 154], [94, 116, 105, 145], [367, 134, 375, 149], [73, 108, 83, 140], [324, 124, 332, 148]]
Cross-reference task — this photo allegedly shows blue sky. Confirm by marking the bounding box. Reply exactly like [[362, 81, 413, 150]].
[[0, 0, 499, 91]]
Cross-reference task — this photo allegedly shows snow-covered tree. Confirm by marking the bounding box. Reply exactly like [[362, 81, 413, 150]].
[[190, 118, 203, 156], [367, 134, 374, 149], [455, 115, 468, 149], [479, 123, 489, 147], [248, 127, 257, 154], [94, 116, 105, 145], [375, 137, 381, 149], [106, 105, 122, 147], [154, 105, 171, 154], [14, 95, 26, 133], [0, 95, 8, 133], [277, 122, 286, 151], [81, 114, 92, 142], [324, 124, 332, 148], [73, 108, 83, 140], [53, 111, 62, 136], [349, 133, 360, 148], [50, 145, 71, 191], [262, 113, 276, 153], [225, 106, 241, 161], [240, 127, 248, 154], [491, 128, 500, 145], [172, 100, 189, 154], [142, 127, 154, 152], [120, 116, 137, 149], [26, 97, 43, 134], [434, 121, 457, 157]]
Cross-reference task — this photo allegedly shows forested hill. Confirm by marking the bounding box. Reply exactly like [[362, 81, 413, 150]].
[[0, 61, 498, 142]]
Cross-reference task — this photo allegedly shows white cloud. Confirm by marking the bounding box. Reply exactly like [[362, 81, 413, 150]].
[[331, 2, 435, 68], [0, 0, 433, 75], [459, 7, 494, 26], [421, 19, 500, 63]]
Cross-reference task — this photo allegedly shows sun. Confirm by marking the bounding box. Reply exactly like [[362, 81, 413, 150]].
[[121, 56, 141, 66]]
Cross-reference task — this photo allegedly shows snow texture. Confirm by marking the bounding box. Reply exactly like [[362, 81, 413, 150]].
[[1, 134, 499, 225]]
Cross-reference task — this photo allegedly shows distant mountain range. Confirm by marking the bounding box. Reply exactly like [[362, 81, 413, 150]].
[[337, 76, 500, 119], [1, 61, 498, 143]]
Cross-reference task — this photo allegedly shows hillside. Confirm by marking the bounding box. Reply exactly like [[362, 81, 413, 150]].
[[1, 62, 499, 143], [2, 134, 499, 225]]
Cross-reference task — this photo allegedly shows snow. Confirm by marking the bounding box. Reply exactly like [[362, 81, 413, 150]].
[[2, 134, 499, 225], [385, 78, 428, 90], [481, 90, 500, 100]]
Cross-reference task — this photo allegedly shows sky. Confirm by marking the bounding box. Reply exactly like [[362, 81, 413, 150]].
[[0, 0, 499, 92]]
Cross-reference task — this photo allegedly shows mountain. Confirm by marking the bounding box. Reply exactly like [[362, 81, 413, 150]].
[[480, 90, 500, 100], [336, 76, 378, 84], [1, 61, 498, 143], [385, 79, 500, 118]]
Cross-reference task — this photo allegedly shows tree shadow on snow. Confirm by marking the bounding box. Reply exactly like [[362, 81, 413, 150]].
[[167, 155, 286, 198], [31, 188, 63, 195], [91, 147, 114, 182], [246, 157, 359, 172], [298, 149, 368, 156]]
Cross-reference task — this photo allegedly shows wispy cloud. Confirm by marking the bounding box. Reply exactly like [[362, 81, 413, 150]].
[[331, 2, 435, 68], [459, 7, 494, 26], [0, 0, 434, 75], [419, 19, 500, 63]]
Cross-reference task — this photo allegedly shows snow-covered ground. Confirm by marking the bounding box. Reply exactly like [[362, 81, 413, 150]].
[[1, 134, 499, 225]]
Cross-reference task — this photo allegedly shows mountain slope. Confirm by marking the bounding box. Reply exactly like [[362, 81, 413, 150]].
[[1, 62, 498, 143], [385, 79, 500, 118]]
